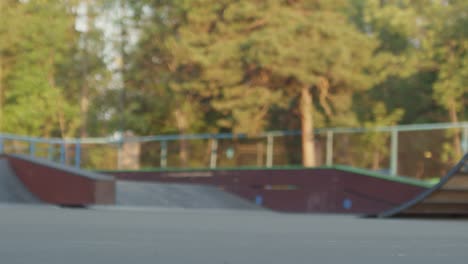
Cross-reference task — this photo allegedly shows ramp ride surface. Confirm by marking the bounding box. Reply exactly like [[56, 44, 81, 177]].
[[107, 167, 432, 214], [116, 181, 262, 210], [4, 154, 115, 206], [0, 158, 40, 204], [377, 153, 468, 217], [0, 153, 259, 210]]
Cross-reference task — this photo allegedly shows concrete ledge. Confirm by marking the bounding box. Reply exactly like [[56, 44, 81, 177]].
[[5, 154, 115, 206]]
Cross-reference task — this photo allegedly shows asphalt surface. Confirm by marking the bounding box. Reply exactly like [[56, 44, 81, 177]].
[[0, 205, 467, 264], [0, 159, 40, 203], [116, 180, 261, 210]]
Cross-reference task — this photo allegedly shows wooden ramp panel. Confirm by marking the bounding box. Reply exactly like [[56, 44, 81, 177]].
[[442, 174, 468, 189], [406, 203, 468, 215], [378, 154, 468, 217]]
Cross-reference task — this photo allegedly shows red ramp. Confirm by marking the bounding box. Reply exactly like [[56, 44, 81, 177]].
[[2, 154, 115, 206], [106, 166, 433, 214], [0, 158, 40, 203]]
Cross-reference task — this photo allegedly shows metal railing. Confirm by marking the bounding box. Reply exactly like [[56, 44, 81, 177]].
[[0, 122, 467, 178]]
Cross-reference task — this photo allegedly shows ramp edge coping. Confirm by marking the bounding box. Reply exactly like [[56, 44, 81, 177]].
[[6, 154, 114, 181]]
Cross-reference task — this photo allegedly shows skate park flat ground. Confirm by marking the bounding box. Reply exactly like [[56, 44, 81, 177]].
[[1, 205, 467, 264]]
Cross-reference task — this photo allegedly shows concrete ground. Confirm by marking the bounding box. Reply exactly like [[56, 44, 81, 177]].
[[0, 204, 467, 264], [116, 180, 261, 210], [0, 159, 40, 203]]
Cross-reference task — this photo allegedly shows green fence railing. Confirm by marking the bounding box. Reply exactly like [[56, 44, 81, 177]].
[[0, 122, 467, 179]]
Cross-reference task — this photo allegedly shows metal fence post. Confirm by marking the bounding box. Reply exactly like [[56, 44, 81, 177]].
[[60, 142, 66, 165], [160, 141, 167, 168], [75, 140, 81, 168], [463, 125, 468, 154], [29, 140, 36, 157], [266, 134, 274, 168], [48, 142, 54, 161], [390, 128, 398, 176], [117, 137, 124, 170], [210, 138, 218, 169], [326, 130, 334, 166]]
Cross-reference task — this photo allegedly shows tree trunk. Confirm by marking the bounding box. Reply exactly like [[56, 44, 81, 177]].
[[300, 84, 316, 167], [174, 108, 189, 167], [80, 0, 90, 138], [80, 47, 89, 138], [256, 141, 264, 166], [80, 84, 89, 138], [449, 100, 462, 159], [372, 151, 380, 170]]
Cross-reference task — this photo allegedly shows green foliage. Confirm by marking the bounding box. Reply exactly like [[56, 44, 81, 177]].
[[0, 0, 466, 167], [358, 102, 404, 169], [1, 0, 77, 136], [81, 145, 118, 170], [430, 1, 468, 120]]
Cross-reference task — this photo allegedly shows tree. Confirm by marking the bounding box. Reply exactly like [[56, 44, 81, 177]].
[[58, 0, 109, 138], [429, 0, 468, 159], [123, 1, 216, 166], [351, 0, 467, 164], [359, 102, 404, 170], [0, 0, 23, 132], [0, 1, 78, 137], [124, 0, 383, 167], [231, 0, 379, 166]]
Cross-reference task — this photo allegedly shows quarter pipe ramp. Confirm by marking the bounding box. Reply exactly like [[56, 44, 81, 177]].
[[377, 153, 468, 217]]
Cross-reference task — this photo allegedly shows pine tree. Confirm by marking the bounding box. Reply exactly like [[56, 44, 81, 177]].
[[225, 0, 379, 166], [125, 0, 382, 167]]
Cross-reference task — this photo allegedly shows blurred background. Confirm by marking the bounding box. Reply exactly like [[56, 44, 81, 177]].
[[0, 0, 466, 177]]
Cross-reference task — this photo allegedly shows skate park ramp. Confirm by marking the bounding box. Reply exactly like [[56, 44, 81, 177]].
[[115, 180, 262, 210], [1, 154, 115, 206], [107, 167, 432, 214], [0, 158, 40, 204], [377, 153, 468, 217], [0, 153, 260, 210]]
